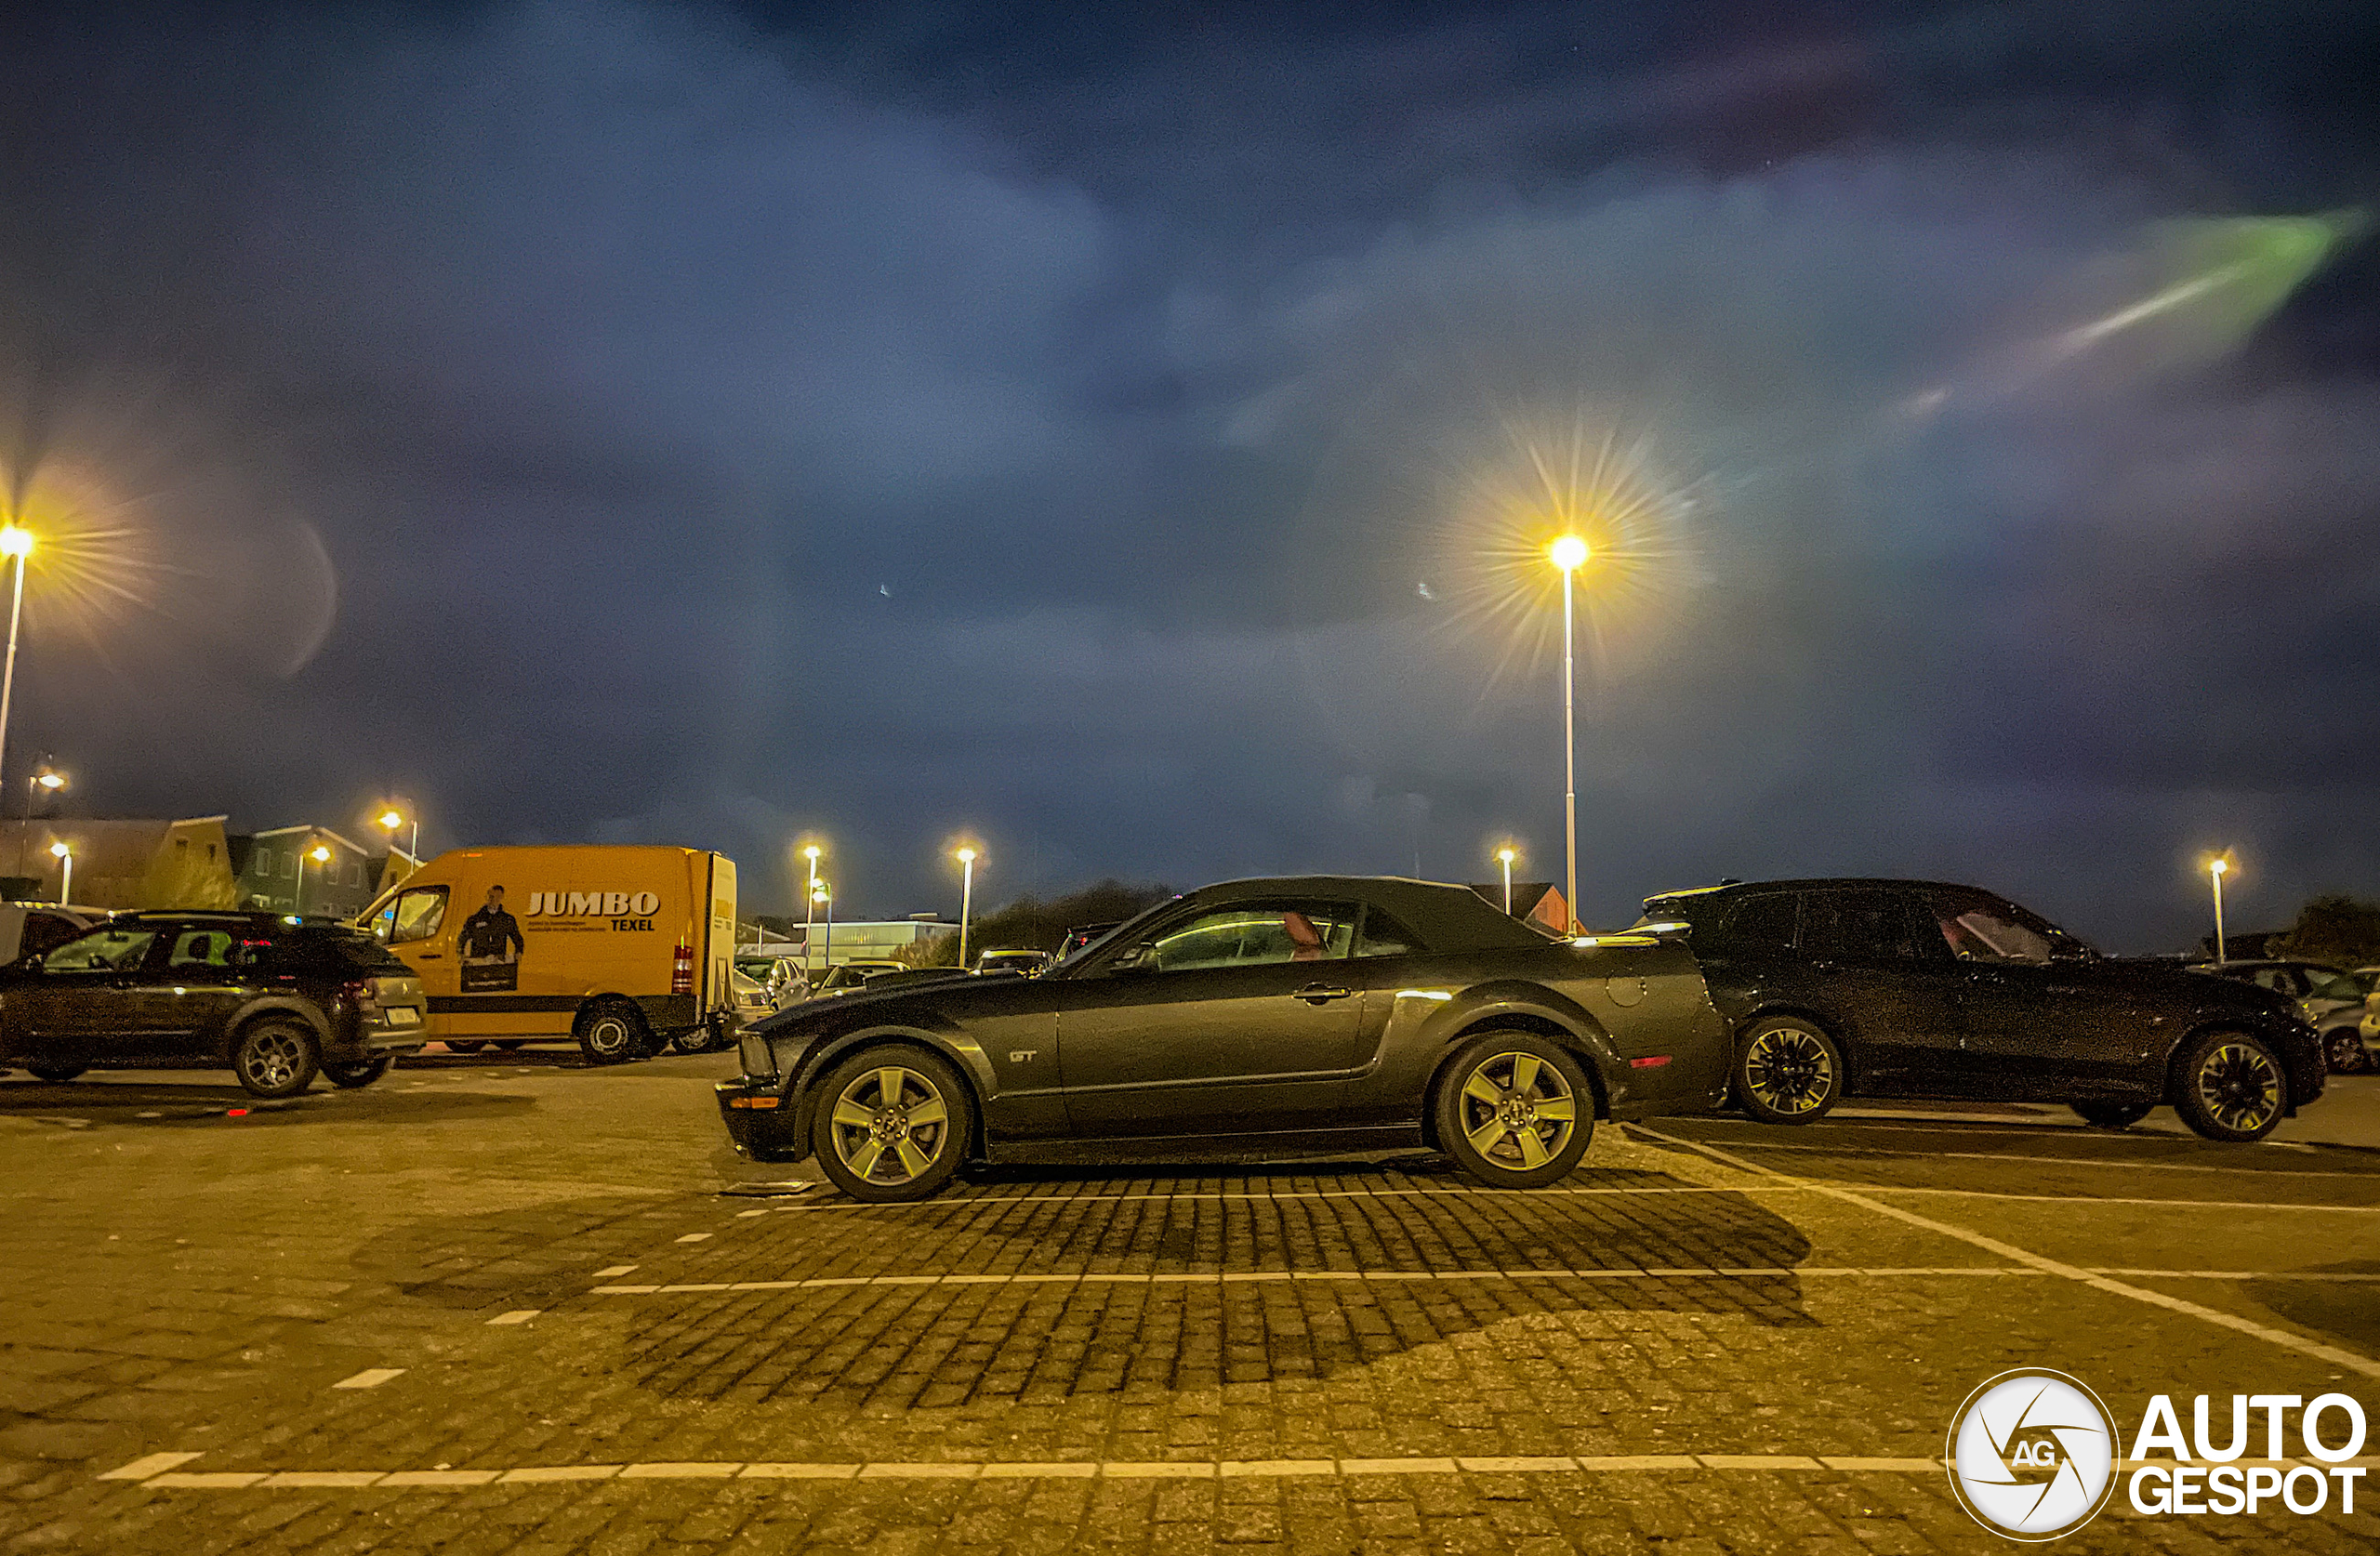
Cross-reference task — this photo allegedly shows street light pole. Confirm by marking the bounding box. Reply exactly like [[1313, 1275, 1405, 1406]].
[[49, 839, 70, 904], [1549, 535, 1589, 933], [1496, 848, 1515, 916], [18, 763, 63, 878], [801, 845, 822, 981], [0, 525, 34, 809], [813, 883, 833, 971], [956, 848, 978, 969], [2210, 858, 2229, 965]]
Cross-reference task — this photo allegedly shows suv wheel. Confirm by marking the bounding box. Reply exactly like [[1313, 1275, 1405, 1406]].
[[2071, 1101, 2152, 1129], [2322, 1029, 2364, 1075], [575, 999, 648, 1065], [233, 1020, 320, 1099], [322, 1056, 392, 1089], [1433, 1033, 1595, 1188], [26, 1062, 86, 1083], [1733, 1018, 1843, 1124], [2175, 1031, 2288, 1142], [811, 1047, 972, 1202]]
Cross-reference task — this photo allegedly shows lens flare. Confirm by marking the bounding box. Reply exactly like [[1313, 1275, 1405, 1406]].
[[0, 462, 165, 650]]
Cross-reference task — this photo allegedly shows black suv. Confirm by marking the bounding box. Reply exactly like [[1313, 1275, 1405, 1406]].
[[0, 911, 428, 1098], [1641, 878, 2322, 1141]]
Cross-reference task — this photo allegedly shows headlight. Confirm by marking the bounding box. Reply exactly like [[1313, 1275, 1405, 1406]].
[[737, 1030, 777, 1081]]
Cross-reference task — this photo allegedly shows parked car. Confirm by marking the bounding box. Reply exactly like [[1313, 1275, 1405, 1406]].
[[811, 959, 909, 995], [719, 875, 1730, 1201], [2189, 959, 2373, 1074], [0, 902, 104, 965], [1637, 878, 2322, 1141], [973, 947, 1051, 976], [735, 955, 808, 1009], [0, 911, 427, 1097], [1060, 921, 1120, 957]]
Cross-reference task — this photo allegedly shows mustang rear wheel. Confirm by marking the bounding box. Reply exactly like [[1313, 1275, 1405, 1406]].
[[2175, 1031, 2287, 1142], [811, 1047, 971, 1202], [1733, 1018, 1842, 1124], [1434, 1034, 1594, 1189], [233, 1020, 319, 1099]]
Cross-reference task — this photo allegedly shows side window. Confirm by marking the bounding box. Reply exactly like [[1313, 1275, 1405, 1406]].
[[1804, 891, 1930, 961], [386, 888, 449, 945], [167, 930, 234, 971], [18, 913, 84, 959], [43, 927, 159, 974], [1723, 894, 1799, 948], [1933, 897, 2054, 965], [1144, 903, 1356, 972], [1354, 908, 1424, 958]]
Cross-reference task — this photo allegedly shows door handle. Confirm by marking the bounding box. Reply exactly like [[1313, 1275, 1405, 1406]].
[[1291, 983, 1352, 1005]]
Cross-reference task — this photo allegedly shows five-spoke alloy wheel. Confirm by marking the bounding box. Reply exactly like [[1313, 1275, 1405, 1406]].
[[233, 1020, 319, 1100], [2175, 1031, 2288, 1142], [1434, 1033, 1594, 1189], [811, 1046, 972, 1202], [1733, 1018, 1843, 1125]]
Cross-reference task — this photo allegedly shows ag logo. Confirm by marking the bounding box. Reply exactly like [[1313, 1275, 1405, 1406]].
[[1947, 1370, 2118, 1541]]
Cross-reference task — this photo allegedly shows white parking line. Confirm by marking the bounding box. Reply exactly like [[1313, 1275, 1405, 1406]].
[[589, 1265, 638, 1279], [1633, 1126, 2380, 1382], [1849, 1186, 2380, 1213], [485, 1310, 541, 1325], [588, 1264, 2043, 1296], [1675, 1135, 2379, 1180], [97, 1452, 203, 1481], [673, 1233, 712, 1244], [331, 1369, 405, 1390]]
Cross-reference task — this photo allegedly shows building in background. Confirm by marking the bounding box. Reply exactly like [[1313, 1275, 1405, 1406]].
[[775, 917, 949, 965], [1466, 880, 1570, 936], [0, 816, 241, 910], [229, 825, 380, 918]]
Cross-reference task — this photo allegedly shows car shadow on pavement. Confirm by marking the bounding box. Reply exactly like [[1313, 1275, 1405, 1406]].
[[2242, 1263, 2380, 1352], [0, 1075, 536, 1129]]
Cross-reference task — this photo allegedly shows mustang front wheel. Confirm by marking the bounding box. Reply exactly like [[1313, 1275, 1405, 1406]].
[[811, 1047, 971, 1202], [1434, 1034, 1594, 1189], [1733, 1019, 1842, 1124], [2175, 1032, 2287, 1143]]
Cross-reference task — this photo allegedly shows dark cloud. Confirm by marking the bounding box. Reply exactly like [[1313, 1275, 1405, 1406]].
[[0, 0, 2373, 945]]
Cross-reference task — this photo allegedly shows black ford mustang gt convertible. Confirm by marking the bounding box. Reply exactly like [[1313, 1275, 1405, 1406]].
[[719, 876, 1732, 1201]]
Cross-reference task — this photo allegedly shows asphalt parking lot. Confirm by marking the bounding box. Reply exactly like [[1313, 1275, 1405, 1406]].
[[2, 1050, 2375, 1554]]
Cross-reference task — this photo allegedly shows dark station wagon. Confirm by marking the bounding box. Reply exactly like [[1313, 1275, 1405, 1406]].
[[0, 911, 428, 1097]]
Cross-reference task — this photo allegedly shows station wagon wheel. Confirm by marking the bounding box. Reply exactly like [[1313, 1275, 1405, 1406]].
[[1433, 1033, 1594, 1189], [232, 1019, 320, 1100], [2174, 1031, 2287, 1143], [810, 1046, 972, 1203], [1733, 1018, 1842, 1125]]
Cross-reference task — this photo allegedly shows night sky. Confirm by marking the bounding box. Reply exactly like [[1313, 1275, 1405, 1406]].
[[2, 2, 2376, 947]]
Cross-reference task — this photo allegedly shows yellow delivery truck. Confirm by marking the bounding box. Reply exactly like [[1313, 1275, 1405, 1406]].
[[355, 845, 739, 1063]]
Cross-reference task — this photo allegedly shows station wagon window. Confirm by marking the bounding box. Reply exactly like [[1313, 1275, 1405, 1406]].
[[1804, 891, 1934, 961], [375, 886, 449, 945], [1934, 898, 2055, 964], [1144, 903, 1356, 972], [1723, 893, 1798, 948], [43, 927, 158, 974], [167, 930, 234, 971]]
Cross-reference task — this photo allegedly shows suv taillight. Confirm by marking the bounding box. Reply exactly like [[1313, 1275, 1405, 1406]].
[[339, 978, 378, 1010], [672, 943, 694, 996]]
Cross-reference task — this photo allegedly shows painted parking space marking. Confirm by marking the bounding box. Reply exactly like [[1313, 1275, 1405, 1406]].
[[672, 1232, 712, 1244], [330, 1368, 405, 1390], [588, 1264, 637, 1279], [1846, 1185, 2380, 1212], [588, 1264, 2046, 1296], [98, 1452, 203, 1481], [1634, 1125, 2380, 1381], [1668, 1133, 2380, 1180], [99, 1451, 2380, 1491], [485, 1310, 541, 1325]]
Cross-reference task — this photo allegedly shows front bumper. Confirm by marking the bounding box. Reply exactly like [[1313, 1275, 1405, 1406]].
[[716, 1076, 801, 1160]]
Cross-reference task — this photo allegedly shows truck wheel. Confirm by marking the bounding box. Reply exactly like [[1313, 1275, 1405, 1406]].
[[233, 1020, 320, 1099], [27, 1062, 86, 1083], [575, 999, 647, 1065]]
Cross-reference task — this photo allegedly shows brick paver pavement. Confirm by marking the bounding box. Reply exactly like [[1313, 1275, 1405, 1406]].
[[3, 1055, 2375, 1553]]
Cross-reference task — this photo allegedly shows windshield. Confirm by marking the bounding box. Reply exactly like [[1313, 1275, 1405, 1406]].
[[1048, 899, 1175, 974]]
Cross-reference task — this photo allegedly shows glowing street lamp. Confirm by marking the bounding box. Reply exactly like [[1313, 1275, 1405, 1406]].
[[801, 843, 824, 977], [2207, 855, 2231, 965], [1495, 846, 1518, 916], [376, 808, 419, 877], [48, 837, 70, 904], [1548, 534, 1591, 933], [955, 847, 980, 969], [16, 763, 65, 878], [0, 524, 34, 808], [812, 881, 833, 971]]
